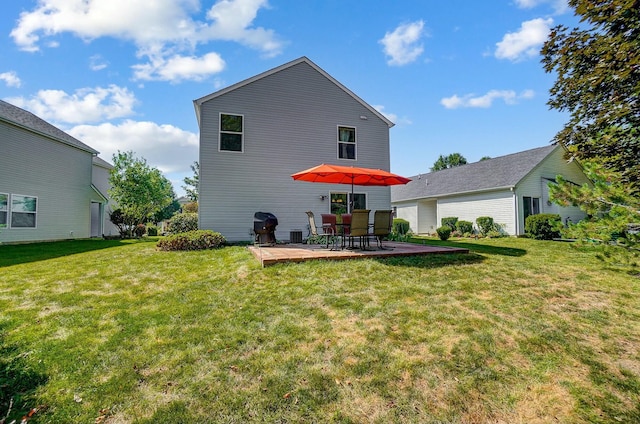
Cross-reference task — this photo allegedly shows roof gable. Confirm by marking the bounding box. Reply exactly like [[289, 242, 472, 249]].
[[193, 56, 394, 128], [391, 145, 559, 202], [0, 100, 98, 155]]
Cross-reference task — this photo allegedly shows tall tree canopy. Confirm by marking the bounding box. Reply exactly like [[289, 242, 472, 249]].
[[109, 151, 175, 229], [431, 153, 468, 172], [541, 0, 640, 188]]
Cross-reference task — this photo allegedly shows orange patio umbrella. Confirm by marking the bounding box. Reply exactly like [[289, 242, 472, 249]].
[[291, 163, 411, 211]]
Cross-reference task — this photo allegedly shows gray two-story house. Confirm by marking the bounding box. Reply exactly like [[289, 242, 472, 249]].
[[0, 100, 115, 243], [194, 57, 395, 242]]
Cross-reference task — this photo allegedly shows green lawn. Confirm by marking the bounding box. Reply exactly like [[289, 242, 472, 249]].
[[1, 237, 638, 423]]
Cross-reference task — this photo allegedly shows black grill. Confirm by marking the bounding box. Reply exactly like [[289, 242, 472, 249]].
[[253, 212, 278, 245]]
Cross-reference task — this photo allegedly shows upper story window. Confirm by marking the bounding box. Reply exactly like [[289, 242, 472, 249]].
[[338, 126, 356, 160], [11, 194, 37, 228], [0, 193, 7, 228], [220, 113, 244, 152]]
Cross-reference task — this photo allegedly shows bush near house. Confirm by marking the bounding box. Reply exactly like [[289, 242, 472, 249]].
[[441, 217, 458, 231], [476, 216, 495, 236], [436, 226, 452, 240], [167, 212, 198, 234], [456, 220, 473, 235], [157, 230, 226, 251], [392, 218, 410, 235], [525, 214, 562, 240]]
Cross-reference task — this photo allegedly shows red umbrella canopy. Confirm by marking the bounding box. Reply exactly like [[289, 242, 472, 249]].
[[291, 163, 411, 186]]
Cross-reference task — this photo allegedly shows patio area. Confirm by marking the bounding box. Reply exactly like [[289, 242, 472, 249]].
[[248, 241, 469, 267]]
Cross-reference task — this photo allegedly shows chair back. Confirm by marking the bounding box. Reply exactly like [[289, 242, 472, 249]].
[[321, 213, 337, 235], [341, 214, 351, 235], [373, 210, 393, 236], [350, 209, 370, 237], [305, 211, 319, 236]]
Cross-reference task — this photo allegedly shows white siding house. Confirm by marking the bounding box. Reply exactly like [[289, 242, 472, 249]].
[[391, 145, 591, 236], [194, 57, 395, 242], [0, 100, 113, 243]]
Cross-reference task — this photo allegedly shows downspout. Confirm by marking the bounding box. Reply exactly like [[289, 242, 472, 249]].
[[512, 187, 519, 235]]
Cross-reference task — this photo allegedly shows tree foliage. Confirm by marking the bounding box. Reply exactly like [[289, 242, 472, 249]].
[[431, 153, 468, 171], [182, 161, 199, 202], [550, 161, 639, 271], [541, 0, 640, 188], [108, 151, 175, 236]]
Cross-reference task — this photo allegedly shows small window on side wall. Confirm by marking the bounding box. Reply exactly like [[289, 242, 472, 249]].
[[11, 194, 37, 228], [338, 126, 356, 160], [220, 113, 243, 152], [0, 193, 7, 228]]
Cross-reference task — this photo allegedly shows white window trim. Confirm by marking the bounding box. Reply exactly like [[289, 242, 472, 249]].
[[9, 193, 38, 229], [219, 112, 244, 153], [0, 192, 7, 228], [337, 125, 357, 161]]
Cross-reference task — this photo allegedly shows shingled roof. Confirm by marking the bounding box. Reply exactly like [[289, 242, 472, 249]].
[[391, 145, 558, 202], [0, 99, 98, 155]]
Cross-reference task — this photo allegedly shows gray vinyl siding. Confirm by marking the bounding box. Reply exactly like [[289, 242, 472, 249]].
[[515, 147, 589, 234], [0, 120, 94, 243], [199, 61, 391, 241], [438, 190, 516, 235], [91, 161, 119, 237]]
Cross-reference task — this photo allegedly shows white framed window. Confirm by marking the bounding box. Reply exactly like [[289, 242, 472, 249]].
[[330, 192, 366, 214], [0, 193, 7, 228], [337, 126, 356, 160], [10, 194, 37, 228], [219, 113, 244, 152]]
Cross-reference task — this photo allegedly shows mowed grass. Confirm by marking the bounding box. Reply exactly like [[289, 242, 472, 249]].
[[1, 237, 639, 423]]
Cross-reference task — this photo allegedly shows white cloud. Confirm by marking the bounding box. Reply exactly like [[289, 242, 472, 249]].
[[0, 71, 22, 88], [132, 52, 226, 82], [440, 89, 535, 109], [10, 0, 282, 81], [495, 18, 553, 61], [89, 54, 108, 71], [373, 105, 412, 126], [5, 85, 137, 124], [379, 20, 425, 66], [69, 120, 198, 174], [514, 0, 569, 14]]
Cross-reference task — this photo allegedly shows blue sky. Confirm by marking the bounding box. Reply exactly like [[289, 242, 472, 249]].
[[0, 0, 578, 196]]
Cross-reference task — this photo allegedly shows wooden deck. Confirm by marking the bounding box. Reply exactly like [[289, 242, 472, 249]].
[[248, 241, 469, 267]]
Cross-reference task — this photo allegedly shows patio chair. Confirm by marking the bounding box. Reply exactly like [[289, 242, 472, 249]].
[[340, 213, 352, 248], [305, 211, 336, 249], [321, 214, 337, 236], [372, 210, 393, 249], [349, 209, 371, 249]]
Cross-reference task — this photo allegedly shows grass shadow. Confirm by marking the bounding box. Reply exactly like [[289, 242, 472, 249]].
[[0, 238, 157, 268], [379, 252, 486, 269], [409, 238, 527, 257], [0, 323, 48, 422]]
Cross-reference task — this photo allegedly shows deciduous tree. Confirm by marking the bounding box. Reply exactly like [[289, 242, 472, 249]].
[[431, 153, 468, 171], [541, 0, 640, 188], [109, 151, 175, 236]]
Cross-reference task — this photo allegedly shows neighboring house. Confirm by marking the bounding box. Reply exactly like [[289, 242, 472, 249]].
[[391, 145, 591, 236], [91, 156, 119, 237], [194, 56, 395, 242], [0, 100, 113, 243]]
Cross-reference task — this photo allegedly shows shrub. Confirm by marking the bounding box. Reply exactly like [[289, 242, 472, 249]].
[[183, 202, 198, 213], [134, 224, 146, 238], [157, 230, 226, 251], [525, 214, 562, 240], [392, 218, 410, 235], [456, 220, 473, 234], [436, 226, 451, 241], [147, 224, 158, 236], [476, 216, 495, 236], [441, 217, 458, 231], [167, 212, 198, 234]]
